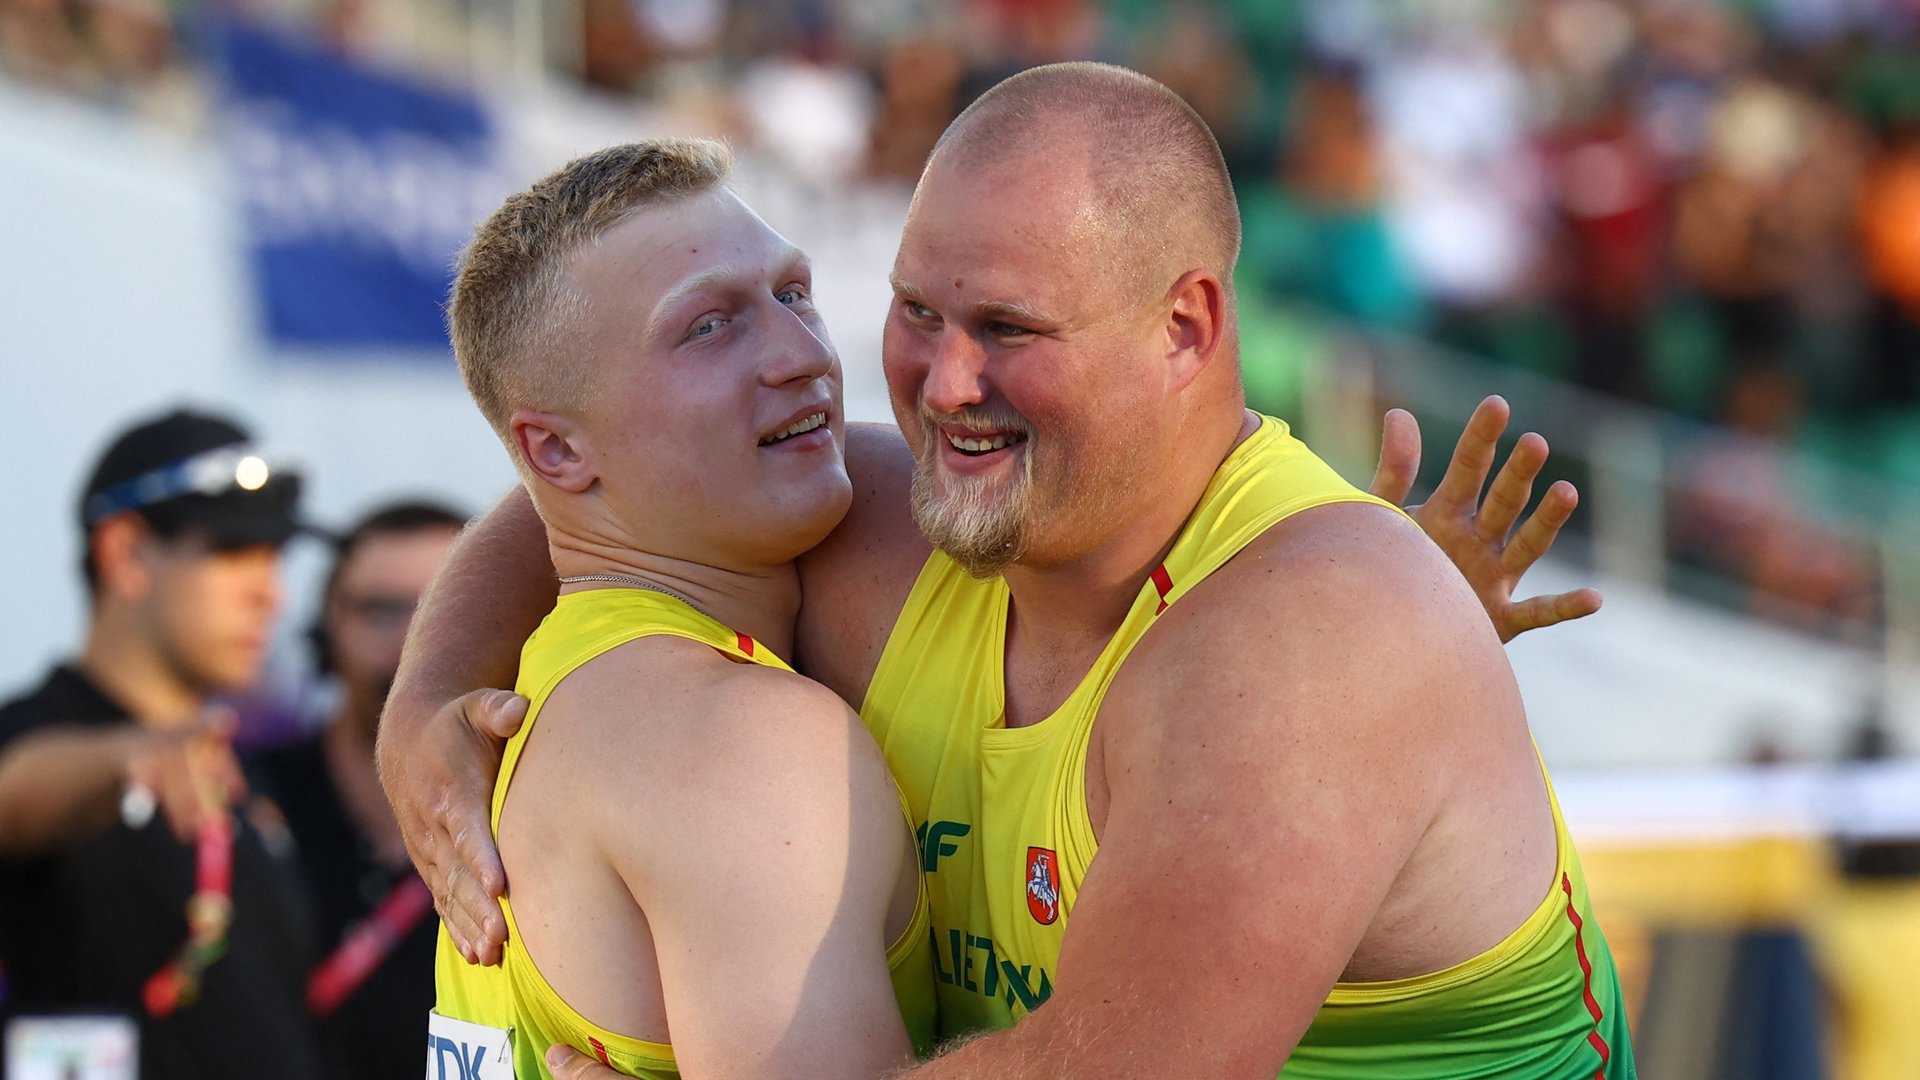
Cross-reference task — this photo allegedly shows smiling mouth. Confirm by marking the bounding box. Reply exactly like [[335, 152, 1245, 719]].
[[760, 412, 828, 446], [946, 430, 1028, 456]]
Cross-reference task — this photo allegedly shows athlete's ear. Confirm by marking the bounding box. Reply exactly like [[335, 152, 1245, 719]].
[[1163, 268, 1227, 392], [511, 410, 596, 494]]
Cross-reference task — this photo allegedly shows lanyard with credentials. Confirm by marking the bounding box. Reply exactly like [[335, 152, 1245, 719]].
[[306, 874, 435, 1017], [142, 811, 235, 1018]]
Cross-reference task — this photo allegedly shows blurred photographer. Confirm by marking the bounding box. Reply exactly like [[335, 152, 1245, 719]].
[[256, 501, 463, 1080], [0, 408, 323, 1080]]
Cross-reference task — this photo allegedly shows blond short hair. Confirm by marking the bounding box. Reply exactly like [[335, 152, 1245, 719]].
[[449, 139, 734, 443]]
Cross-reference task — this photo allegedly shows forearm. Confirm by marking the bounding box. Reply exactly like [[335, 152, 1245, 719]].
[[899, 1022, 1055, 1079], [0, 726, 138, 857], [382, 486, 554, 736]]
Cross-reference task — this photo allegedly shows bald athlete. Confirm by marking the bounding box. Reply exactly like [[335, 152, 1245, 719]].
[[385, 64, 1626, 1079]]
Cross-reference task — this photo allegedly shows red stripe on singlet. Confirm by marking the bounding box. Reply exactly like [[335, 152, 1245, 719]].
[[588, 1037, 611, 1065], [736, 633, 754, 657], [1561, 872, 1612, 1079], [1149, 565, 1174, 614]]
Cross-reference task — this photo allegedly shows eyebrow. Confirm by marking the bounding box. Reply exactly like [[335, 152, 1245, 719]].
[[976, 300, 1048, 325], [888, 276, 1051, 326], [647, 244, 809, 340]]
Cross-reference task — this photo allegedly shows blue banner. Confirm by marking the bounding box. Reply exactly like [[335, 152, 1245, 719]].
[[219, 21, 500, 348]]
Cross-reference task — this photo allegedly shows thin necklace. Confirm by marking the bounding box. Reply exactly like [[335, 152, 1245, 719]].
[[557, 573, 712, 619]]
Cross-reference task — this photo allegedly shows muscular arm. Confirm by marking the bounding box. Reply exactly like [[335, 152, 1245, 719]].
[[794, 423, 930, 706], [376, 485, 554, 959], [382, 486, 553, 728], [906, 506, 1541, 1078]]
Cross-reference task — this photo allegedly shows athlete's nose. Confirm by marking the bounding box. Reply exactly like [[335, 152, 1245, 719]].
[[760, 299, 836, 388], [920, 325, 989, 416]]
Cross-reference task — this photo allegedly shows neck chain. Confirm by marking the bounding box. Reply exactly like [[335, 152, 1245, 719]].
[[557, 573, 712, 618]]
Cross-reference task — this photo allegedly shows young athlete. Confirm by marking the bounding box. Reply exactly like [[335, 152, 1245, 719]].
[[428, 140, 935, 1079]]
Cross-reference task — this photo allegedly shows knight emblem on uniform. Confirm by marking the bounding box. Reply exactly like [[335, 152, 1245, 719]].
[[1026, 846, 1061, 925]]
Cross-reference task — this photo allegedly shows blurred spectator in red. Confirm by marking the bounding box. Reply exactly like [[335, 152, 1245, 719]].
[[253, 502, 463, 1080], [1544, 85, 1666, 401], [1859, 120, 1920, 403], [0, 408, 323, 1080]]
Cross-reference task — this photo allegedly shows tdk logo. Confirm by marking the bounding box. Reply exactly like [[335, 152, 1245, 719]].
[[428, 1036, 489, 1080], [424, 1012, 513, 1079]]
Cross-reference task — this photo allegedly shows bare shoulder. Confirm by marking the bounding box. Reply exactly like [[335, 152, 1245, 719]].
[[533, 636, 902, 867], [1107, 500, 1521, 763], [543, 636, 880, 793], [794, 422, 932, 703], [1180, 500, 1500, 658]]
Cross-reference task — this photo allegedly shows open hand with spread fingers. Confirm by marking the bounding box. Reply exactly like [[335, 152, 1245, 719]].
[[1368, 395, 1603, 643]]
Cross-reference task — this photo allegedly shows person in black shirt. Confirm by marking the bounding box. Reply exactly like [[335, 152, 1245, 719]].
[[0, 408, 324, 1080], [255, 501, 463, 1080]]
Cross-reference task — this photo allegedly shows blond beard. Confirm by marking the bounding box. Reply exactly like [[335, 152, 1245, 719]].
[[910, 432, 1034, 579]]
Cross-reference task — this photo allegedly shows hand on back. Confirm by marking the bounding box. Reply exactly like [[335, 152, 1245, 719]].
[[380, 687, 525, 964], [1368, 396, 1602, 643]]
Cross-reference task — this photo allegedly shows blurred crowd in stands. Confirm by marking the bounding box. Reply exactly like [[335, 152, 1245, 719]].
[[4, 0, 1916, 430], [6, 0, 1919, 626], [6, 0, 1920, 612]]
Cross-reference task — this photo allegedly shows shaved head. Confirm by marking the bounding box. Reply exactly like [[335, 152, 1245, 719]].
[[927, 62, 1241, 305], [886, 63, 1248, 578]]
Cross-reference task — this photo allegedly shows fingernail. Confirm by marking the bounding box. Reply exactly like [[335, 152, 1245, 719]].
[[547, 1045, 575, 1069]]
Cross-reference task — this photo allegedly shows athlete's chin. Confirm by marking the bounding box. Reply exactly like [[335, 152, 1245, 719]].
[[769, 475, 854, 551]]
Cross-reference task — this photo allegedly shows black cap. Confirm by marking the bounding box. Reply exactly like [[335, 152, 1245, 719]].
[[80, 408, 305, 549]]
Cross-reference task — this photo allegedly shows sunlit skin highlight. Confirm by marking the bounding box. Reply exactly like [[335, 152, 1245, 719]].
[[513, 188, 853, 652]]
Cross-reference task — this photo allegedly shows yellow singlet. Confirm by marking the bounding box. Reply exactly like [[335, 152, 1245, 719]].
[[434, 588, 939, 1079], [859, 415, 1636, 1078]]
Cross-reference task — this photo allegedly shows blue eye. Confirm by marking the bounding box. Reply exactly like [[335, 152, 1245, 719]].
[[777, 286, 808, 306], [691, 316, 725, 339]]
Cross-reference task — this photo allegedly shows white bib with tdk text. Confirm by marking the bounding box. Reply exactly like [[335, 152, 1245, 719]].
[[425, 1010, 514, 1080]]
